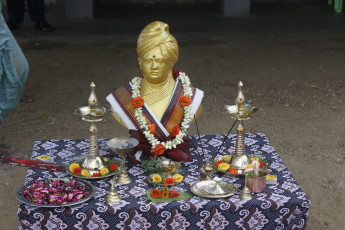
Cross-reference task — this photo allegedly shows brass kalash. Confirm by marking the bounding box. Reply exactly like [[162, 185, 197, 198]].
[[106, 137, 139, 203], [106, 137, 139, 185], [76, 82, 107, 173], [224, 81, 258, 174]]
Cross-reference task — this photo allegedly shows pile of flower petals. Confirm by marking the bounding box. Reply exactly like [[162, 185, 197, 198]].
[[21, 177, 89, 205]]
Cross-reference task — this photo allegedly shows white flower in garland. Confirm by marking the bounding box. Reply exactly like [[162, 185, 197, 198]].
[[130, 72, 193, 155]]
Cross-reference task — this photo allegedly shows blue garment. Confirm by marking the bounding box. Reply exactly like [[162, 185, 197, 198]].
[[0, 1, 29, 123]]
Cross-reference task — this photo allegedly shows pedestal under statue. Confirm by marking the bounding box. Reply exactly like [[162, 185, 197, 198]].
[[106, 21, 204, 162]]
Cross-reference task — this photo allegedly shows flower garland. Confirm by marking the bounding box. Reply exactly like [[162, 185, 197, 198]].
[[131, 72, 193, 156]]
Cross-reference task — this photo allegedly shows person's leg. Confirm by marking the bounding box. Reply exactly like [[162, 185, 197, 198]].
[[6, 0, 26, 30], [27, 0, 45, 22], [7, 23, 33, 102], [27, 0, 54, 32]]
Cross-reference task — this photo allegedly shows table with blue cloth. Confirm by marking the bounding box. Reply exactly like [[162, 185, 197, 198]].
[[17, 133, 310, 230]]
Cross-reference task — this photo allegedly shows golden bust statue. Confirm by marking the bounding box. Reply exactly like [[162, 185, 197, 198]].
[[106, 21, 204, 162]]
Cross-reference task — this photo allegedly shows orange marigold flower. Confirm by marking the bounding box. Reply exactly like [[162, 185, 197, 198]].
[[180, 96, 191, 107], [169, 190, 180, 198], [151, 189, 162, 199], [148, 124, 156, 134], [228, 167, 238, 175], [164, 178, 175, 185], [154, 144, 166, 156], [131, 96, 144, 108], [73, 167, 82, 175], [172, 126, 180, 136], [109, 164, 118, 171], [215, 160, 225, 168]]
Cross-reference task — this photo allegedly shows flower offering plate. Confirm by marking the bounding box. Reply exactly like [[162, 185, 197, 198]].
[[214, 156, 242, 176], [16, 177, 95, 208], [147, 172, 184, 186], [214, 155, 267, 176], [67, 169, 118, 180], [66, 157, 119, 180], [190, 180, 238, 199]]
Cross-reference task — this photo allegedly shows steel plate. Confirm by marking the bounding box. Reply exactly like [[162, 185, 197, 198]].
[[16, 177, 95, 208], [190, 180, 238, 199]]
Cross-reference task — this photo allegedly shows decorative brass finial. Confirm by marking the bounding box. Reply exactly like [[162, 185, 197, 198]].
[[236, 81, 245, 113], [88, 82, 98, 109]]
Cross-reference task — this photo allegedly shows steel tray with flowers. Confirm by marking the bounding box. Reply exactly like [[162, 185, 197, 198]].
[[147, 172, 184, 186], [16, 177, 95, 208], [214, 155, 267, 176], [67, 157, 119, 179]]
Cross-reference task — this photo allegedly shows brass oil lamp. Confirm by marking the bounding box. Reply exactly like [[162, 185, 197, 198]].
[[76, 82, 107, 172], [224, 81, 258, 174]]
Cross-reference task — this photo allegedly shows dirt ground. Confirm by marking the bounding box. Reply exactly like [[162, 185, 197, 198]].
[[0, 2, 344, 229]]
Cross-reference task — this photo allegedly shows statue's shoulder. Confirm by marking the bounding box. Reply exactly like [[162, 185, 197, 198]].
[[115, 84, 128, 91], [114, 81, 133, 93], [112, 78, 143, 98]]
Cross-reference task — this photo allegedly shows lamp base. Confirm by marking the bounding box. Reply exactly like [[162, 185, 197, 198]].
[[106, 189, 121, 203], [116, 169, 132, 184], [82, 156, 105, 171], [230, 154, 250, 174], [240, 186, 252, 200]]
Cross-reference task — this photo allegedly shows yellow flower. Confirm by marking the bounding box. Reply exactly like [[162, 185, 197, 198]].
[[152, 174, 162, 183], [221, 156, 231, 163], [250, 157, 259, 162], [69, 163, 80, 172], [218, 163, 230, 171], [173, 174, 184, 183], [103, 158, 109, 162], [81, 169, 90, 177], [100, 168, 109, 175], [246, 164, 253, 169]]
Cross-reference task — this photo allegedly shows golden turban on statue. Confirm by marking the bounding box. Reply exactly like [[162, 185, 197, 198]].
[[137, 21, 178, 67]]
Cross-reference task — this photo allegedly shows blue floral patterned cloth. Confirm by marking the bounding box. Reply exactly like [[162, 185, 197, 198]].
[[17, 133, 310, 230], [0, 1, 29, 122]]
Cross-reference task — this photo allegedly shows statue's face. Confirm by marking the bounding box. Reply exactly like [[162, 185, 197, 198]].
[[139, 46, 172, 84]]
